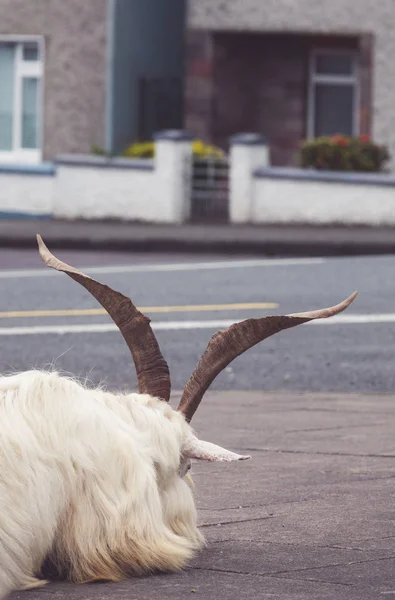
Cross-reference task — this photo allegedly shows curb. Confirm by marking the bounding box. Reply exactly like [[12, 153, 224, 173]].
[[1, 235, 395, 257]]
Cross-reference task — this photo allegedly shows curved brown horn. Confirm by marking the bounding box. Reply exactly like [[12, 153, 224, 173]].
[[177, 292, 358, 422], [37, 235, 171, 401]]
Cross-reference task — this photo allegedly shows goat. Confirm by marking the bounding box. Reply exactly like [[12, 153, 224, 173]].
[[0, 235, 357, 598]]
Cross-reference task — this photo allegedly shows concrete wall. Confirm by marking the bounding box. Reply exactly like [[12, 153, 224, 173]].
[[5, 126, 394, 227], [0, 0, 108, 160], [229, 135, 395, 226], [251, 169, 395, 225], [53, 158, 158, 221], [187, 0, 395, 169], [0, 165, 54, 217], [0, 132, 193, 223], [54, 134, 193, 223]]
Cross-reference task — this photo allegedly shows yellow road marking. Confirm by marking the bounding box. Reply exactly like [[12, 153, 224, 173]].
[[0, 302, 278, 319]]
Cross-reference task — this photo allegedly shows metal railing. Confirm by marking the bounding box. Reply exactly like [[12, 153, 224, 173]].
[[190, 156, 229, 222]]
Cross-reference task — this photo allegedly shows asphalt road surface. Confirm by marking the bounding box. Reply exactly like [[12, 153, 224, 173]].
[[1, 247, 395, 395]]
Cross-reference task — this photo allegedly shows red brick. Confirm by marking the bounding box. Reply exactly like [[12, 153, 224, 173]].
[[184, 31, 372, 165]]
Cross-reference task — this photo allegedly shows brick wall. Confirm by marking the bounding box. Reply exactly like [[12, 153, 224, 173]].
[[184, 30, 215, 143], [185, 30, 372, 166], [213, 33, 308, 166]]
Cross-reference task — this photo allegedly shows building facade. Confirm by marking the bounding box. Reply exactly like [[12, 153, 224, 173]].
[[185, 0, 395, 167], [0, 0, 108, 163], [0, 0, 394, 170], [0, 0, 185, 164]]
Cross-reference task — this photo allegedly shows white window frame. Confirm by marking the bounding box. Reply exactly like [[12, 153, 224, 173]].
[[307, 49, 359, 139], [0, 35, 44, 164]]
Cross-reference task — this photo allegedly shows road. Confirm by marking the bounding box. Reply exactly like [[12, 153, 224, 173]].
[[1, 247, 394, 395]]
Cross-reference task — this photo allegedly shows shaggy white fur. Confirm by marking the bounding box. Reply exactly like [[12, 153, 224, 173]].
[[0, 370, 205, 598]]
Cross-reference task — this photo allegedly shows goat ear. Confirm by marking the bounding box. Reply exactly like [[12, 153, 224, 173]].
[[182, 435, 250, 462]]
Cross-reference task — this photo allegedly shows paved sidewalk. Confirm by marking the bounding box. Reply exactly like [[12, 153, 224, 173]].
[[1, 218, 395, 256], [13, 390, 395, 600]]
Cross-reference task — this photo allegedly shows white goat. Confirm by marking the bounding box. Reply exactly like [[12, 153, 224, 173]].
[[0, 235, 357, 598]]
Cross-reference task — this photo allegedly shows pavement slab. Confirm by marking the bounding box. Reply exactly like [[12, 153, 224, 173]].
[[9, 571, 367, 600], [8, 390, 395, 599]]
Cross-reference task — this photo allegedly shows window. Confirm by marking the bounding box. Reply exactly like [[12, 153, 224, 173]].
[[308, 50, 359, 139], [0, 38, 43, 163]]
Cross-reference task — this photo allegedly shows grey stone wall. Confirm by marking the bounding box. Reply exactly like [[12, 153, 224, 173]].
[[0, 0, 108, 159], [187, 0, 395, 168]]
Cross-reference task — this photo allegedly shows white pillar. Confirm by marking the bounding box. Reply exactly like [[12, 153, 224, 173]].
[[154, 130, 194, 223], [229, 133, 269, 224]]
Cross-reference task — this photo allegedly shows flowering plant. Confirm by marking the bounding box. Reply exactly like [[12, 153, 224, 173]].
[[122, 140, 225, 160], [299, 134, 390, 172]]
